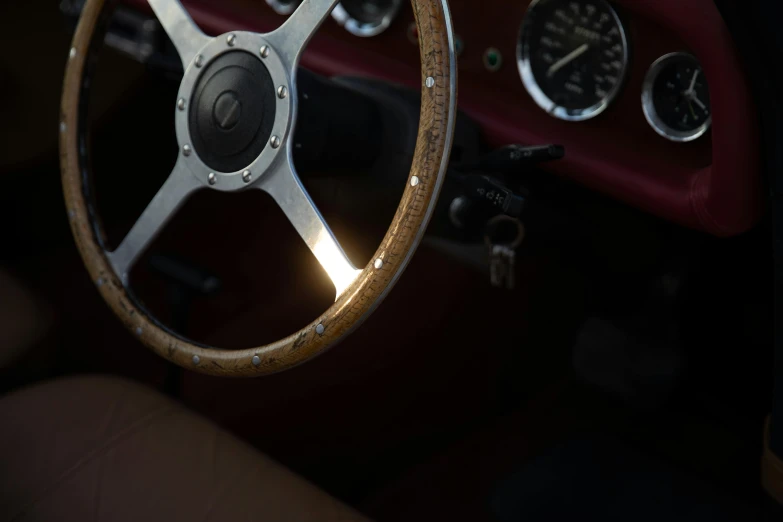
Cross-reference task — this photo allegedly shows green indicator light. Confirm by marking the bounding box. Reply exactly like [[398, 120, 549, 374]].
[[484, 47, 502, 71]]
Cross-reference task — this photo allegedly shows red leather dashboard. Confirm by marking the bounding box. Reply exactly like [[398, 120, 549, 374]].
[[124, 0, 761, 236]]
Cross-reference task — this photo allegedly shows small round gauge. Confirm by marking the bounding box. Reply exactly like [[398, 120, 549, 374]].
[[517, 0, 630, 121], [331, 0, 403, 37], [642, 52, 711, 142], [265, 0, 301, 16]]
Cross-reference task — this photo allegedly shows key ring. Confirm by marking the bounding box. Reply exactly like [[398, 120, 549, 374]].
[[483, 215, 525, 249]]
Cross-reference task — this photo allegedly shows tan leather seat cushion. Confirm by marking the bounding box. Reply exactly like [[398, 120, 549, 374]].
[[0, 376, 370, 522]]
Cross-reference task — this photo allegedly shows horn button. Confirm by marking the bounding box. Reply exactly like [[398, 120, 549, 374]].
[[188, 51, 276, 173], [214, 92, 242, 130]]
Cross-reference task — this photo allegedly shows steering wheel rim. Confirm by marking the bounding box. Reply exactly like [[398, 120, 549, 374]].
[[60, 0, 457, 376]]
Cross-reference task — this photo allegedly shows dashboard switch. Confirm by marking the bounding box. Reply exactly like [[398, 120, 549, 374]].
[[463, 175, 526, 218]]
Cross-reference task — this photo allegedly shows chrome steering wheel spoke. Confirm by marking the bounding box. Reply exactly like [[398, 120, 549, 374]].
[[263, 0, 340, 71], [256, 0, 351, 299], [258, 156, 360, 298], [148, 0, 211, 69], [107, 158, 202, 285]]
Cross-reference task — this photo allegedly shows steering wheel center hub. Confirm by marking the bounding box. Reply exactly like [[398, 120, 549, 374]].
[[188, 51, 276, 173], [174, 32, 293, 191]]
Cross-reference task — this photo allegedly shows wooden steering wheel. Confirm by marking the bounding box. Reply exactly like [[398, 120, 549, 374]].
[[60, 0, 456, 376]]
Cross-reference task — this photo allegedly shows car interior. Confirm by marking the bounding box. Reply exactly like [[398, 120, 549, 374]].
[[2, 0, 783, 520]]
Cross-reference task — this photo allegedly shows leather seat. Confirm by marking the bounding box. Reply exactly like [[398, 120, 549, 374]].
[[0, 376, 370, 522]]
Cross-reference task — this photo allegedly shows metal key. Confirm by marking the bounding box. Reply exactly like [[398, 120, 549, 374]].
[[484, 215, 525, 290]]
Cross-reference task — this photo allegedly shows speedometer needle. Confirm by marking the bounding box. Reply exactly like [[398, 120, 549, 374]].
[[547, 44, 589, 77]]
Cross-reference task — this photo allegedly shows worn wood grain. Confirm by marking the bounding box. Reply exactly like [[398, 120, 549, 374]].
[[61, 0, 456, 376]]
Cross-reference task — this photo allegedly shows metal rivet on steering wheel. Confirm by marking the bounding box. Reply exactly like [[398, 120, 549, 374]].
[[60, 0, 457, 376]]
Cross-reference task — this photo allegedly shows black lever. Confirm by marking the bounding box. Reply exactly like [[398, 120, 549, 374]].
[[458, 144, 565, 176]]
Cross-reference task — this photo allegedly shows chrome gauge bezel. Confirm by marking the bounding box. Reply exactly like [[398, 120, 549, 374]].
[[331, 0, 403, 37], [641, 52, 711, 143], [517, 0, 630, 122], [265, 0, 301, 15]]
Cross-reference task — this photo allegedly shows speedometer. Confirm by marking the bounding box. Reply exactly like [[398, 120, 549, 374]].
[[517, 0, 629, 121]]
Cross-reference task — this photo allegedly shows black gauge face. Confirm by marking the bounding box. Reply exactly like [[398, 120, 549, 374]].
[[642, 53, 711, 142], [653, 58, 710, 131], [518, 0, 629, 121], [340, 0, 397, 25]]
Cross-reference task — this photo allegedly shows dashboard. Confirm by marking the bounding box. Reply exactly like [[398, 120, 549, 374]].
[[124, 0, 761, 236]]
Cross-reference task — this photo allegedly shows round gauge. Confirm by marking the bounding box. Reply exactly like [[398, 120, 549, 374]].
[[517, 0, 630, 121], [331, 0, 403, 37], [642, 52, 711, 142], [265, 0, 301, 15]]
